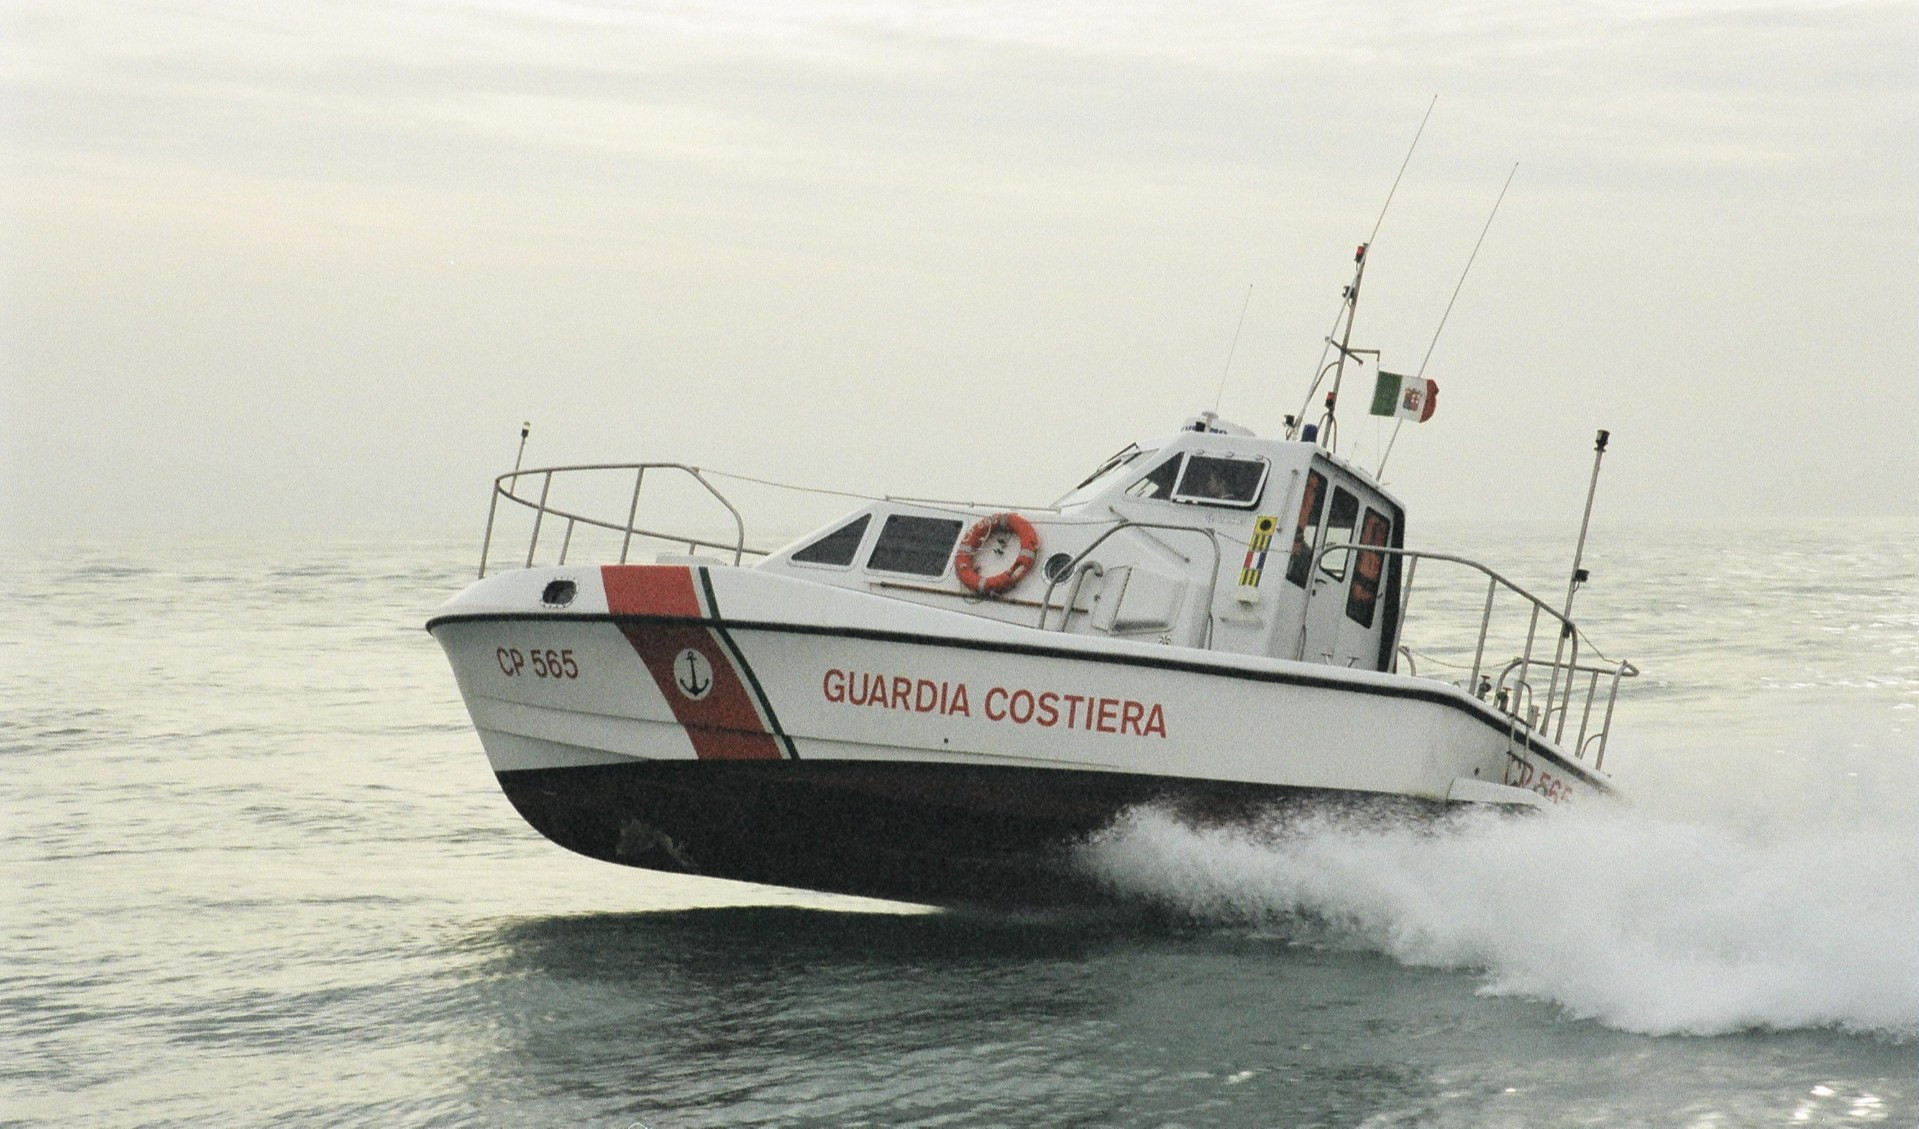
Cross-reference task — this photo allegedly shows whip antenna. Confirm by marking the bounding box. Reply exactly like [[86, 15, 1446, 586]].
[[1376, 162, 1517, 478], [1368, 94, 1437, 246], [1213, 284, 1255, 414]]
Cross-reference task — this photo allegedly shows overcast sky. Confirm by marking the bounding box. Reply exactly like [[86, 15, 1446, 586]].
[[3, 0, 1914, 545]]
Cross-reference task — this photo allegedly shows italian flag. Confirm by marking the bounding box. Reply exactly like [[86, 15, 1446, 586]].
[[1370, 370, 1438, 422]]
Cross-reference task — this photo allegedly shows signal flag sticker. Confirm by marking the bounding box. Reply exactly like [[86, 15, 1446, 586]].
[[1239, 514, 1279, 587]]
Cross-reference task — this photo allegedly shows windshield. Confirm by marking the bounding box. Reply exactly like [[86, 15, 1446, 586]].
[[1052, 445, 1154, 507], [1171, 454, 1268, 507]]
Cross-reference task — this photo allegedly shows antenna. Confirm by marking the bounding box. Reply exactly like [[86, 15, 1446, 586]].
[[1368, 94, 1437, 247], [1563, 429, 1611, 625], [1213, 284, 1255, 414], [1285, 96, 1436, 447], [1375, 162, 1518, 479], [513, 421, 531, 474]]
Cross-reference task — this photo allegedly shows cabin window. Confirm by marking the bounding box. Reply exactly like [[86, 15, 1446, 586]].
[[1319, 487, 1360, 580], [791, 514, 871, 567], [1284, 470, 1327, 587], [1171, 455, 1267, 508], [1345, 508, 1393, 627], [1120, 455, 1182, 499], [1126, 455, 1183, 500], [866, 514, 964, 577]]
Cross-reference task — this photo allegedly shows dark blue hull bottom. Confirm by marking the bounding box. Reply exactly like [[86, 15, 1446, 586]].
[[495, 761, 1448, 909]]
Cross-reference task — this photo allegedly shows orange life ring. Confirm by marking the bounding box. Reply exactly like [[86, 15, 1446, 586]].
[[953, 512, 1040, 596]]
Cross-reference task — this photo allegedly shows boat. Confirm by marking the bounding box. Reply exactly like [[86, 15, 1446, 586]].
[[426, 242, 1636, 908]]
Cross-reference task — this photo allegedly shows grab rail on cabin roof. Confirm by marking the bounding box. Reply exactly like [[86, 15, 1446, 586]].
[[1315, 542, 1637, 767], [1034, 521, 1224, 648], [479, 463, 761, 578]]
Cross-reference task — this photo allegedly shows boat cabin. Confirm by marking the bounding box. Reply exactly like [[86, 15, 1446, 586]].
[[759, 415, 1407, 672]]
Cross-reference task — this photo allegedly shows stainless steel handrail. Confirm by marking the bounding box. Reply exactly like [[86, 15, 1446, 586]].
[[479, 462, 759, 577], [1055, 560, 1105, 631], [1035, 521, 1223, 648], [1315, 541, 1636, 762], [1489, 654, 1640, 767]]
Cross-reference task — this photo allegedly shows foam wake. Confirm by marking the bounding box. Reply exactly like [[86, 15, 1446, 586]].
[[1075, 803, 1919, 1039]]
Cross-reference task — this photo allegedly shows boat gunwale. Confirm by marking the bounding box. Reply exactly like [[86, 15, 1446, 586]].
[[426, 606, 1617, 794]]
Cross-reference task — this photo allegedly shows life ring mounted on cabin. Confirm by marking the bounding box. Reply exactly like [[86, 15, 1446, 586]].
[[953, 512, 1040, 596]]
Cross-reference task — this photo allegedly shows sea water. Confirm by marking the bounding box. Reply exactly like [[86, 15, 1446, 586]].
[[3, 520, 1913, 1126]]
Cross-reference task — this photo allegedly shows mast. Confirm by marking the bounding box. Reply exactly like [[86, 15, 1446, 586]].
[[1284, 97, 1433, 450], [1316, 242, 1370, 449]]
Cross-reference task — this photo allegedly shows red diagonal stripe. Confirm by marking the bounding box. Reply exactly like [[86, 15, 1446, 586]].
[[601, 565, 702, 618], [619, 623, 783, 760], [600, 566, 781, 761]]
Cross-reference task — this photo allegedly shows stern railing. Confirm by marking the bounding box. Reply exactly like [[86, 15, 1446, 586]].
[[1317, 542, 1637, 767]]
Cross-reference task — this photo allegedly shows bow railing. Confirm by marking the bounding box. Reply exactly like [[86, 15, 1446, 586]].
[[478, 463, 759, 577]]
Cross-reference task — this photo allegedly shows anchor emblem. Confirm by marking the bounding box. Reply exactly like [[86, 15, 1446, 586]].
[[674, 648, 713, 701]]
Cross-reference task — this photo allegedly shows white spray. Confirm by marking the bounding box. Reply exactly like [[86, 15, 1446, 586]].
[[1077, 801, 1919, 1040]]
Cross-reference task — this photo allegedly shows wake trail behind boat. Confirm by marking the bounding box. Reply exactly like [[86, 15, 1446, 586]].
[[1074, 800, 1919, 1040]]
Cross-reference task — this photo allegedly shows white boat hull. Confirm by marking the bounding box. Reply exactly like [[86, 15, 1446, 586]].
[[428, 564, 1611, 905]]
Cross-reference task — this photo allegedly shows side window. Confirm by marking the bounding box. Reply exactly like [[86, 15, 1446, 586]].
[[866, 515, 964, 577], [1345, 508, 1392, 626], [1171, 455, 1267, 508], [1126, 455, 1183, 500], [1319, 487, 1360, 580], [791, 514, 871, 567], [1284, 471, 1327, 587]]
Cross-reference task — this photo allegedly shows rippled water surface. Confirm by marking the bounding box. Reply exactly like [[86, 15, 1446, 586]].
[[4, 521, 1914, 1126]]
